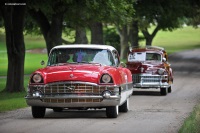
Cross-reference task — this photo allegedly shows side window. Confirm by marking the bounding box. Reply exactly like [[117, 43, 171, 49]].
[[112, 50, 120, 66]]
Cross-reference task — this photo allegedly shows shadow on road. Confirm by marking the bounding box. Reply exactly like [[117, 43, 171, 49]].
[[132, 90, 162, 96], [169, 49, 200, 74], [43, 109, 110, 119]]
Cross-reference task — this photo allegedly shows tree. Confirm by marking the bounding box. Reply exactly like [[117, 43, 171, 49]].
[[0, 0, 26, 92], [27, 0, 68, 55], [133, 0, 188, 46], [117, 25, 129, 59], [90, 22, 103, 44], [185, 0, 200, 27]]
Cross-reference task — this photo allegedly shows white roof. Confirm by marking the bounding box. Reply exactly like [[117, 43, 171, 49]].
[[51, 44, 116, 52]]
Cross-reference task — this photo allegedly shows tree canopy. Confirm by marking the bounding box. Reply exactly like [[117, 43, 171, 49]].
[[0, 0, 200, 92]]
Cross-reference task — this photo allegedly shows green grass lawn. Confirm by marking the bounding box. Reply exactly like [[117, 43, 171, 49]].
[[179, 104, 200, 133], [0, 33, 48, 112], [140, 26, 200, 54], [0, 26, 200, 132]]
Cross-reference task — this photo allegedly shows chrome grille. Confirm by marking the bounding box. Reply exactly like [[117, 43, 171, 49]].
[[34, 82, 115, 95], [133, 74, 161, 83], [29, 82, 117, 103]]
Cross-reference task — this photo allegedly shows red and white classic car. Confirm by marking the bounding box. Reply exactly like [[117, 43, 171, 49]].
[[25, 44, 133, 118], [126, 46, 173, 95]]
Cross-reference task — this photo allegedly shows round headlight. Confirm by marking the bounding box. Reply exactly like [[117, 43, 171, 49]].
[[158, 68, 165, 75], [32, 74, 42, 83], [101, 74, 112, 83]]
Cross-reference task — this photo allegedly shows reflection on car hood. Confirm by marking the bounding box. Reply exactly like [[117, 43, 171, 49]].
[[37, 64, 108, 84], [127, 61, 164, 74]]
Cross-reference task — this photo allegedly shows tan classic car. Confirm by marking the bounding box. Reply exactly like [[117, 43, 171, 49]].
[[126, 46, 173, 95]]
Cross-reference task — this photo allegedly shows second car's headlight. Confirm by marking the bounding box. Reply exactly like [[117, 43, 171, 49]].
[[158, 68, 165, 75], [32, 74, 42, 83], [101, 74, 113, 83]]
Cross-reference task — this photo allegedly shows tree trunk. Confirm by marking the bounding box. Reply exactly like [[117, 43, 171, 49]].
[[75, 26, 88, 44], [145, 36, 153, 46], [142, 26, 160, 46], [46, 13, 63, 54], [90, 22, 103, 44], [129, 20, 139, 47], [1, 4, 26, 92], [28, 9, 64, 55], [117, 25, 129, 60]]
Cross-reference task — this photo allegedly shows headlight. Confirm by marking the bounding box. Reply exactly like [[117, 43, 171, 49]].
[[101, 74, 113, 83], [158, 68, 165, 75], [32, 74, 42, 83]]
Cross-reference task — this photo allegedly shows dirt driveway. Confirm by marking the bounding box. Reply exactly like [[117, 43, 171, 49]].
[[0, 49, 200, 133]]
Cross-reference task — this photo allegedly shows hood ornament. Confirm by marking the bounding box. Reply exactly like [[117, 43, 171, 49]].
[[70, 74, 74, 78], [140, 67, 144, 72]]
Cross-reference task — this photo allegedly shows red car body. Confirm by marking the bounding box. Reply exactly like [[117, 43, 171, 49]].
[[126, 46, 173, 95], [25, 45, 133, 118]]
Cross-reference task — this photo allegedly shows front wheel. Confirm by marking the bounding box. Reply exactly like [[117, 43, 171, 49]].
[[32, 106, 46, 118], [160, 87, 167, 96], [119, 99, 129, 112], [106, 106, 118, 118], [168, 86, 172, 93]]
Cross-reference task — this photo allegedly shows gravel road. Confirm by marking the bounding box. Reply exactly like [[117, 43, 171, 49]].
[[0, 49, 200, 133]]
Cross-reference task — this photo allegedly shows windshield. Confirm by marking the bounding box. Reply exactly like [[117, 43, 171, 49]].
[[128, 52, 161, 62], [48, 48, 115, 66]]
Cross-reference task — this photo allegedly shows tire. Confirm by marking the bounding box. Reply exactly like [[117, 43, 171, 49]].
[[160, 87, 167, 96], [106, 106, 119, 118], [53, 107, 63, 112], [168, 86, 172, 93], [31, 106, 46, 118], [119, 99, 129, 112]]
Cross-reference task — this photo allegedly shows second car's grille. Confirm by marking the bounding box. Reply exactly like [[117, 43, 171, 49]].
[[133, 74, 161, 83]]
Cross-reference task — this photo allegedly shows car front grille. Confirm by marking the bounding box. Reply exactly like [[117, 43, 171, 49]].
[[133, 74, 162, 83], [42, 83, 110, 95], [29, 82, 117, 103], [42, 98, 102, 103]]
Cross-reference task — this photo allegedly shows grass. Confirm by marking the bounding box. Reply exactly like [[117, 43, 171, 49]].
[[0, 52, 48, 76], [0, 33, 47, 112], [0, 76, 29, 112], [179, 105, 200, 133], [0, 26, 200, 131], [140, 26, 200, 54]]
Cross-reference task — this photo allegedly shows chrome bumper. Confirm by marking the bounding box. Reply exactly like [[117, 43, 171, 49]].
[[132, 74, 170, 88], [25, 81, 133, 108], [133, 82, 170, 88], [25, 94, 121, 107]]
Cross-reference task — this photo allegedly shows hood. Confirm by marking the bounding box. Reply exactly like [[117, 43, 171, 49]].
[[35, 64, 107, 84], [127, 61, 164, 74]]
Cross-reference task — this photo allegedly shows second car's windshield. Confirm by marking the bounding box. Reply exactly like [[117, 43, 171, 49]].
[[128, 52, 161, 62], [48, 48, 115, 66]]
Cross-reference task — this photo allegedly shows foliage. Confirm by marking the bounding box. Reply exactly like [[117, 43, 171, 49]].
[[25, 0, 135, 35], [186, 0, 200, 27], [134, 0, 188, 31], [103, 26, 120, 52]]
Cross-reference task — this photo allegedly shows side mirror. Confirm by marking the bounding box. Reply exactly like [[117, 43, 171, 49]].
[[119, 62, 126, 68], [41, 60, 45, 66], [162, 58, 166, 62]]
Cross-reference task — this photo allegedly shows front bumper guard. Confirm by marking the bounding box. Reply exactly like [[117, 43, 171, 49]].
[[25, 94, 121, 108]]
